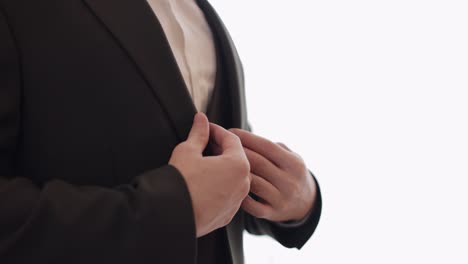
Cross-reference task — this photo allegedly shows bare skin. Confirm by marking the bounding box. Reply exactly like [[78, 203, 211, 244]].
[[229, 128, 317, 223], [169, 112, 251, 237], [169, 112, 317, 237]]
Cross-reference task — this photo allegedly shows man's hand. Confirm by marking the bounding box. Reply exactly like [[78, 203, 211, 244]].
[[229, 128, 317, 223], [169, 113, 251, 237]]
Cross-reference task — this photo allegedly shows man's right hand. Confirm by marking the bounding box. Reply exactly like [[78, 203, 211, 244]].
[[169, 112, 251, 237]]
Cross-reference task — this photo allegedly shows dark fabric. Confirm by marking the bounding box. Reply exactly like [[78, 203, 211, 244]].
[[196, 19, 231, 263], [0, 0, 322, 263]]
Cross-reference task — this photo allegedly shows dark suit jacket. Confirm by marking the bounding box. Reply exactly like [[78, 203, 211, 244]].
[[0, 0, 322, 263]]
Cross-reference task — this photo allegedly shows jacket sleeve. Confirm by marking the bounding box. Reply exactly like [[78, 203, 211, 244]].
[[0, 10, 196, 264], [242, 123, 323, 249]]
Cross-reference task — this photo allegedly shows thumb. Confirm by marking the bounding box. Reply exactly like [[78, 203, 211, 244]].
[[186, 112, 210, 151]]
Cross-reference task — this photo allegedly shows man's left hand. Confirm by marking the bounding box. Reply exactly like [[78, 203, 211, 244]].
[[228, 128, 317, 223]]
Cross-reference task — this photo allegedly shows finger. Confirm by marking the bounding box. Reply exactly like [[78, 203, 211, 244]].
[[250, 173, 281, 206], [186, 112, 210, 152], [209, 123, 244, 158], [229, 128, 292, 168], [241, 195, 273, 220], [244, 147, 282, 186], [277, 142, 292, 152]]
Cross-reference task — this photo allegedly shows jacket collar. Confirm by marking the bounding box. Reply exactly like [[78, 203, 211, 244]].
[[82, 0, 246, 140]]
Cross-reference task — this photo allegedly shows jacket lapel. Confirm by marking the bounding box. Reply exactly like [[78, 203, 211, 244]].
[[197, 1, 249, 262], [83, 0, 197, 142], [197, 0, 248, 130]]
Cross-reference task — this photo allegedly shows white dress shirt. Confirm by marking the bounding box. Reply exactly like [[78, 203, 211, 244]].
[[146, 0, 216, 113]]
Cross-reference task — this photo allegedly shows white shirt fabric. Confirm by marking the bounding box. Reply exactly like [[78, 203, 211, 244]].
[[146, 0, 216, 113]]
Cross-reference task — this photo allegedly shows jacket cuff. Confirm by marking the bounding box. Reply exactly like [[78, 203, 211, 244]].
[[267, 170, 322, 249], [133, 164, 197, 262]]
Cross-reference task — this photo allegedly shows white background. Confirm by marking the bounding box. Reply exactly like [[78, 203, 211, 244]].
[[209, 1, 468, 263]]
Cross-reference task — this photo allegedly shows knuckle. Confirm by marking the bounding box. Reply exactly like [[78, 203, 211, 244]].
[[241, 180, 251, 196], [172, 144, 185, 155], [298, 162, 307, 175], [223, 217, 231, 226], [295, 153, 305, 164], [230, 133, 241, 142], [224, 211, 236, 226], [226, 156, 250, 176], [291, 157, 306, 172], [239, 159, 251, 175]]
